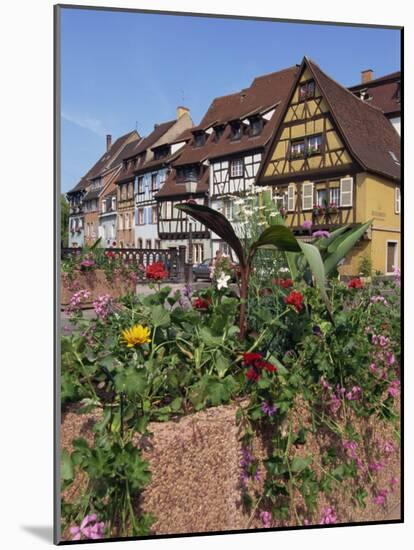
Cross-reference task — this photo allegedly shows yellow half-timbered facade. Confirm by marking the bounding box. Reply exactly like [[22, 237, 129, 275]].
[[257, 57, 401, 276]]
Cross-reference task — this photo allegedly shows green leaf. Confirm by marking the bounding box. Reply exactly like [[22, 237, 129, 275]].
[[114, 369, 147, 398], [323, 220, 373, 276], [151, 305, 171, 328], [214, 352, 230, 379], [315, 224, 351, 252], [61, 449, 74, 481], [176, 203, 246, 267], [297, 240, 334, 322], [250, 224, 302, 255], [290, 455, 313, 473]]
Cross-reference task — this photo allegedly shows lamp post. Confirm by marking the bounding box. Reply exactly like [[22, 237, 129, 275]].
[[185, 179, 197, 284]]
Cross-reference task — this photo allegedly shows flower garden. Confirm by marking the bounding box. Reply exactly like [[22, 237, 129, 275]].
[[60, 197, 401, 541]]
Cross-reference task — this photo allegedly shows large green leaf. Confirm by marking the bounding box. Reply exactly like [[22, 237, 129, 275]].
[[114, 369, 147, 398], [150, 305, 171, 328], [176, 203, 246, 266], [323, 220, 373, 276], [315, 225, 351, 252], [297, 241, 334, 322], [61, 449, 74, 481], [250, 225, 301, 255]]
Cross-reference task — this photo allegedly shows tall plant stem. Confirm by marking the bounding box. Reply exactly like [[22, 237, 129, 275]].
[[238, 265, 250, 340]]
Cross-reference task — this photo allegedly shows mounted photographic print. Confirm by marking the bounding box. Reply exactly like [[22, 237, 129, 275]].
[[55, 4, 403, 544]]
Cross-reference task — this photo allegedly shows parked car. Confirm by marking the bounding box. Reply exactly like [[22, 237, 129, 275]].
[[193, 259, 212, 281]]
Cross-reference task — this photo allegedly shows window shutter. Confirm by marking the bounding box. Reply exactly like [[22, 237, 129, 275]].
[[287, 183, 296, 211], [302, 181, 314, 211], [340, 177, 353, 207], [134, 209, 138, 225], [395, 187, 400, 214]]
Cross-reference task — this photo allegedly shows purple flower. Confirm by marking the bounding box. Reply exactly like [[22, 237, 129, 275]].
[[328, 393, 342, 415], [181, 284, 193, 298], [312, 325, 323, 337], [382, 441, 396, 455], [261, 402, 278, 417], [302, 220, 312, 231], [369, 362, 378, 374], [93, 294, 113, 319], [320, 377, 332, 390], [260, 511, 272, 528], [343, 440, 358, 459], [70, 514, 105, 541], [369, 461, 385, 473], [312, 230, 330, 238], [80, 259, 95, 268], [389, 476, 398, 492], [320, 507, 337, 524], [386, 352, 396, 366]]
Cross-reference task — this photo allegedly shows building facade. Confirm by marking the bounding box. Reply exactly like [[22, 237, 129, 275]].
[[256, 57, 400, 276]]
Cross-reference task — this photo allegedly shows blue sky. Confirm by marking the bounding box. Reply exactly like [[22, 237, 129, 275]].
[[60, 7, 401, 192]]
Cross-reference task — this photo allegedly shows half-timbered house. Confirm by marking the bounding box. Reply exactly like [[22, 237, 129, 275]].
[[67, 131, 140, 247], [115, 108, 193, 248], [257, 57, 401, 276]]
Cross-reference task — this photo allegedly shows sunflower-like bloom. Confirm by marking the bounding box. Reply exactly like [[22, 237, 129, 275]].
[[121, 324, 151, 347]]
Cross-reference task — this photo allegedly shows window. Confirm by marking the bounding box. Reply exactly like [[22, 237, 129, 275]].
[[146, 239, 152, 249], [221, 198, 233, 220], [155, 239, 161, 249], [230, 159, 244, 178], [138, 208, 144, 225], [151, 206, 158, 224], [137, 238, 143, 249], [316, 189, 328, 208], [128, 182, 133, 198], [151, 173, 158, 191], [230, 121, 242, 140], [340, 177, 353, 207], [194, 132, 205, 147], [330, 187, 340, 206], [154, 145, 169, 160], [273, 190, 288, 210], [287, 183, 296, 211], [395, 187, 400, 214], [177, 165, 198, 182], [290, 139, 305, 159], [302, 182, 314, 211], [111, 196, 116, 211], [214, 125, 225, 141], [386, 241, 398, 274], [299, 80, 315, 101], [250, 117, 263, 137], [121, 184, 127, 200], [137, 177, 144, 194], [307, 135, 323, 155], [102, 200, 106, 213]]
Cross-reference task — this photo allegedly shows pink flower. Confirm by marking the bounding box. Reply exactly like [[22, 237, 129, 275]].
[[369, 461, 385, 473], [93, 294, 113, 319], [70, 514, 105, 541], [320, 507, 337, 524], [260, 511, 272, 528], [345, 386, 362, 401], [372, 489, 388, 506], [388, 379, 400, 398], [389, 477, 399, 492], [302, 220, 312, 230], [382, 441, 396, 455], [379, 335, 389, 348], [369, 362, 378, 374], [343, 440, 358, 459], [386, 352, 396, 366]]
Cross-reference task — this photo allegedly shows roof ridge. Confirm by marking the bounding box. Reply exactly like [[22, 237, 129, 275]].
[[349, 71, 401, 88], [250, 64, 298, 83]]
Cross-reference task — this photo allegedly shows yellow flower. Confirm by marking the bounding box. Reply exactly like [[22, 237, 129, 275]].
[[121, 324, 151, 347]]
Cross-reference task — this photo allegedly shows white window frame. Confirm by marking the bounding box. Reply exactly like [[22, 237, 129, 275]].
[[302, 181, 314, 211], [152, 206, 158, 224], [340, 177, 353, 207], [329, 187, 340, 206], [138, 208, 144, 225], [395, 187, 401, 214], [230, 158, 244, 178], [287, 183, 296, 211], [385, 240, 398, 275]]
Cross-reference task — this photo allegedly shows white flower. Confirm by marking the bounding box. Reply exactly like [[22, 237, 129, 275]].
[[279, 267, 289, 273], [216, 272, 231, 290]]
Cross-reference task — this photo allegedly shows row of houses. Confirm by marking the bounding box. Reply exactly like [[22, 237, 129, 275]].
[[67, 57, 401, 275]]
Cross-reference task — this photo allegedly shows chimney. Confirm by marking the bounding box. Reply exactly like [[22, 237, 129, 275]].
[[176, 106, 190, 119], [106, 134, 112, 151], [361, 69, 374, 84]]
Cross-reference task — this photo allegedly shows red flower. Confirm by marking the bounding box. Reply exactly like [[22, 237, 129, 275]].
[[348, 278, 364, 289], [243, 352, 263, 366], [193, 297, 211, 310], [105, 250, 116, 260], [273, 278, 293, 289], [146, 262, 168, 280], [243, 352, 277, 382], [246, 368, 260, 382], [285, 290, 304, 312]]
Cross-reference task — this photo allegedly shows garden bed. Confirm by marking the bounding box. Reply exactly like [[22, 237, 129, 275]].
[[61, 399, 400, 538]]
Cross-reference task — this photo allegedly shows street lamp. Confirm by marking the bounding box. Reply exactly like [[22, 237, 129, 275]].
[[185, 179, 197, 284]]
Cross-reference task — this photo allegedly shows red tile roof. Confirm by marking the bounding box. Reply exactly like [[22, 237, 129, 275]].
[[349, 71, 400, 116]]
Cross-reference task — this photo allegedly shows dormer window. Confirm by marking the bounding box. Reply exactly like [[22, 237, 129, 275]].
[[214, 125, 225, 142], [299, 80, 315, 101], [154, 145, 170, 160], [230, 121, 242, 140], [249, 116, 263, 137], [177, 165, 198, 182], [194, 132, 206, 148]]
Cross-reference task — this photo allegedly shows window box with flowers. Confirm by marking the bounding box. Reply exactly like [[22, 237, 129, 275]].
[[327, 202, 339, 215], [312, 204, 325, 217]]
